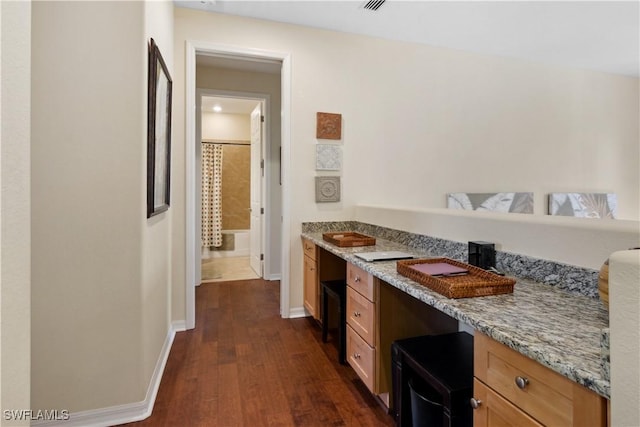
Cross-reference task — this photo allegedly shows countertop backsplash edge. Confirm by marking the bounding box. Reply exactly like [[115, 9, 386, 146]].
[[301, 220, 599, 298]]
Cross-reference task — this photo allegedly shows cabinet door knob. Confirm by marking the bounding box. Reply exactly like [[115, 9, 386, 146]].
[[354, 276, 361, 283], [469, 398, 482, 409], [353, 353, 361, 359], [353, 311, 361, 317], [515, 376, 530, 389]]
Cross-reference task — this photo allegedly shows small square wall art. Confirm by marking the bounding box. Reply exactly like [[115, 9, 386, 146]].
[[316, 112, 342, 140], [316, 144, 342, 171], [548, 193, 617, 219], [315, 176, 341, 203]]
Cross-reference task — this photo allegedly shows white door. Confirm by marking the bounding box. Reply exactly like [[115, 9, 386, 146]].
[[249, 104, 263, 276]]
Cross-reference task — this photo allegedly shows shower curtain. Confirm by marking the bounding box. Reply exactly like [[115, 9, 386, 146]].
[[202, 143, 223, 247]]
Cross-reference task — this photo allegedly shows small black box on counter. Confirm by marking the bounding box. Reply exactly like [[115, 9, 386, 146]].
[[468, 241, 495, 270]]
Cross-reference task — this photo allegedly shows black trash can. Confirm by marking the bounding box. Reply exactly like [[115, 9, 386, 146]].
[[391, 332, 473, 427], [408, 378, 444, 427]]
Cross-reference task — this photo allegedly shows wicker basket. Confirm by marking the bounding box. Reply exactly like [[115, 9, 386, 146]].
[[322, 232, 376, 247], [397, 257, 515, 299]]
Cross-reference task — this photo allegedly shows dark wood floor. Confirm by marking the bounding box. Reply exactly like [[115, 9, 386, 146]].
[[120, 279, 395, 426]]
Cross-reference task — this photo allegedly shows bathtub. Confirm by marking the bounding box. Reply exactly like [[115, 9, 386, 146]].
[[210, 229, 250, 258]]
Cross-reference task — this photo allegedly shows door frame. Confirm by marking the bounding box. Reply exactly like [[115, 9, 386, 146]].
[[185, 41, 292, 329], [196, 89, 269, 282]]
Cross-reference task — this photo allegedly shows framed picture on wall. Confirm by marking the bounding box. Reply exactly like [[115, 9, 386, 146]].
[[147, 38, 173, 218]]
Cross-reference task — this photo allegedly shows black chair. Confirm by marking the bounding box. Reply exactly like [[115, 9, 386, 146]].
[[321, 279, 347, 364]]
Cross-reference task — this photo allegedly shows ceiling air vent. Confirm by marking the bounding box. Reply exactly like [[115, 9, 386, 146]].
[[363, 0, 385, 11]]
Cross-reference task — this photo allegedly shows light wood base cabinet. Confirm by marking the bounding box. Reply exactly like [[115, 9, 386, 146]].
[[472, 332, 606, 427], [302, 238, 318, 318], [302, 239, 346, 321]]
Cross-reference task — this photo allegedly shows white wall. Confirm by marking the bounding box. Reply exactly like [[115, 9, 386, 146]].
[[0, 1, 31, 424], [173, 8, 639, 317], [31, 0, 174, 416], [202, 112, 250, 140]]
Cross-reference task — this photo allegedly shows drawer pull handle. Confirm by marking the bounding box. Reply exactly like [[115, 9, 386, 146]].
[[353, 353, 361, 359], [353, 311, 361, 317], [354, 276, 361, 283], [469, 398, 482, 409], [515, 376, 530, 389]]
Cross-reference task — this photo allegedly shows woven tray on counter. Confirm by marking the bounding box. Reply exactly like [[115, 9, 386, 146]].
[[322, 232, 376, 247], [396, 257, 515, 299]]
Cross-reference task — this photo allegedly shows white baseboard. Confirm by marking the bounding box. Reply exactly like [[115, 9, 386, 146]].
[[265, 273, 281, 281], [32, 322, 181, 427], [172, 319, 187, 332], [288, 306, 308, 319]]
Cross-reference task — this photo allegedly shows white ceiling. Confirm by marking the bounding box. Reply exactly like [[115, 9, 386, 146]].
[[178, 0, 639, 77]]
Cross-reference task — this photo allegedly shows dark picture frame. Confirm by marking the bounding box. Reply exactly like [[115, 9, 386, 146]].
[[147, 38, 172, 218]]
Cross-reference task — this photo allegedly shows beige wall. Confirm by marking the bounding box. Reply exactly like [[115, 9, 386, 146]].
[[202, 111, 250, 141], [174, 8, 639, 316], [31, 0, 173, 414], [1, 1, 31, 424]]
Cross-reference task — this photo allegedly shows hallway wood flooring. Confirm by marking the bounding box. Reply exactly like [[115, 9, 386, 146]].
[[120, 279, 394, 426]]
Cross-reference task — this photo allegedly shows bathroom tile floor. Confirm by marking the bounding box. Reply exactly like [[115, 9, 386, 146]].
[[201, 256, 260, 283]]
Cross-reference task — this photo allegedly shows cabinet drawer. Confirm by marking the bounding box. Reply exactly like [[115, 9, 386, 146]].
[[474, 332, 606, 427], [472, 379, 543, 427], [347, 324, 375, 392], [302, 238, 317, 261], [346, 286, 375, 346], [347, 263, 375, 301]]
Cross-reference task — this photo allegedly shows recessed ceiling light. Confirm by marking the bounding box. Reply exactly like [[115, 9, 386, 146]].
[[213, 105, 222, 112]]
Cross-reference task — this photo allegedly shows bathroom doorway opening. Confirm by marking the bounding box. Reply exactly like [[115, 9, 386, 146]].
[[197, 93, 266, 283], [185, 42, 291, 329]]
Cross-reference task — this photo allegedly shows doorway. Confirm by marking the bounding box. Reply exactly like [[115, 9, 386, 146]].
[[185, 41, 292, 329], [198, 94, 265, 283]]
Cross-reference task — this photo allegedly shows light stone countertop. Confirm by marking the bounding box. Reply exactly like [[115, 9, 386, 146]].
[[301, 231, 610, 399]]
